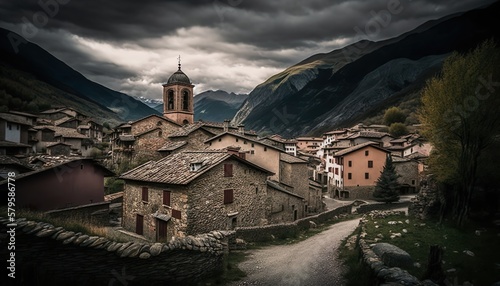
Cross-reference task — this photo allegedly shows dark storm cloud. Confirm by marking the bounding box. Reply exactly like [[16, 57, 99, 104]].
[[0, 0, 496, 96]]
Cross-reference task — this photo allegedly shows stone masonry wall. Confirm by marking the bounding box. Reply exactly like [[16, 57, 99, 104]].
[[187, 158, 269, 234], [0, 217, 232, 285], [266, 185, 304, 224], [234, 204, 352, 242]]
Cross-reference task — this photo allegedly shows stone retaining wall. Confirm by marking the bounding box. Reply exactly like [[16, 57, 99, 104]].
[[234, 204, 353, 242], [0, 217, 233, 285], [45, 201, 111, 225], [356, 211, 438, 286], [356, 201, 411, 214]]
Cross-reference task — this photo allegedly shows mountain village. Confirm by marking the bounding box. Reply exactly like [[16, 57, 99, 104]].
[[0, 64, 431, 243]]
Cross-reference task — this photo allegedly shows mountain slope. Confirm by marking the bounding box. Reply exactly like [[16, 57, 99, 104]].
[[0, 28, 159, 121], [153, 90, 247, 122], [234, 2, 500, 137]]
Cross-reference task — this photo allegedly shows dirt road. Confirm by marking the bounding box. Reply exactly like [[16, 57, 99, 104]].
[[229, 218, 360, 286]]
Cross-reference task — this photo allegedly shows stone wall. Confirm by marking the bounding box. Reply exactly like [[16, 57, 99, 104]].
[[266, 185, 304, 224], [234, 204, 352, 243], [0, 217, 232, 285], [170, 128, 213, 151], [356, 201, 411, 214], [46, 201, 111, 225], [343, 186, 375, 200], [408, 175, 442, 220], [357, 211, 438, 286]]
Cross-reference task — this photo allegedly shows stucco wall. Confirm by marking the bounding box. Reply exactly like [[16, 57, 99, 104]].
[[343, 146, 387, 187]]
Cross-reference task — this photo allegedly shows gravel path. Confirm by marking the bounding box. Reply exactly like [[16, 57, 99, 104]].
[[228, 218, 360, 286]]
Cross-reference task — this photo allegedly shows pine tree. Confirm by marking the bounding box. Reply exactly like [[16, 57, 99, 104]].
[[373, 155, 400, 203]]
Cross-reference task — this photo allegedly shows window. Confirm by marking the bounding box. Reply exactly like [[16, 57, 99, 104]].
[[264, 147, 267, 151], [251, 143, 254, 147], [250, 150, 254, 155], [142, 187, 148, 202], [328, 167, 332, 172], [163, 190, 171, 206], [411, 180, 416, 185], [167, 90, 174, 110], [335, 168, 339, 175], [365, 173, 369, 179], [172, 209, 181, 219], [224, 189, 234, 204], [224, 164, 233, 177], [190, 163, 202, 171], [158, 130, 162, 137], [236, 138, 239, 142], [348, 161, 352, 167], [218, 138, 221, 142], [182, 90, 189, 111], [365, 150, 369, 156], [368, 161, 373, 168], [243, 140, 247, 144], [347, 173, 352, 180]]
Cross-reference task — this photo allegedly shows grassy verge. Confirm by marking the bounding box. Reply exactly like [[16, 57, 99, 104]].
[[0, 207, 129, 242], [341, 212, 500, 285], [338, 226, 372, 286]]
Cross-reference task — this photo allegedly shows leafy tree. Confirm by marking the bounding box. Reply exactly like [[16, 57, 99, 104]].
[[419, 40, 500, 226], [373, 155, 400, 203], [383, 107, 406, 126], [389, 122, 409, 137]]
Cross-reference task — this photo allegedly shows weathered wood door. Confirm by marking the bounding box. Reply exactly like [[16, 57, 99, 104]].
[[136, 214, 144, 235], [156, 219, 168, 242]]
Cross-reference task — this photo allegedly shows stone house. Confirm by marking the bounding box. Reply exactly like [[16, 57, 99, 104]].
[[0, 158, 114, 211], [331, 142, 390, 199], [0, 112, 33, 155], [205, 131, 283, 181], [392, 156, 420, 194], [120, 151, 273, 241], [266, 180, 305, 223], [346, 131, 393, 147], [46, 142, 72, 156], [55, 117, 81, 129], [279, 152, 323, 214], [38, 107, 85, 121], [0, 155, 33, 179], [296, 137, 323, 154]]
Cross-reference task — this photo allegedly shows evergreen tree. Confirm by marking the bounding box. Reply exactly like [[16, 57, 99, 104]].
[[373, 155, 400, 203]]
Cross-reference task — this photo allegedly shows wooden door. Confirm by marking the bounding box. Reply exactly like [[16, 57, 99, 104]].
[[136, 214, 144, 235]]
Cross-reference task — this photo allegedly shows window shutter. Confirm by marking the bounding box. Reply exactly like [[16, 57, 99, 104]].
[[163, 190, 171, 206], [172, 209, 181, 219], [224, 189, 234, 204], [142, 187, 148, 202], [224, 164, 233, 177]]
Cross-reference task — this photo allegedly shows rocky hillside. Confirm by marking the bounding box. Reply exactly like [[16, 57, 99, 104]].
[[153, 90, 247, 122], [0, 28, 160, 121], [233, 2, 500, 137]]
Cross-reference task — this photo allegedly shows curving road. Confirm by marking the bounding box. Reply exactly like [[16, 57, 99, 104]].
[[228, 218, 360, 286]]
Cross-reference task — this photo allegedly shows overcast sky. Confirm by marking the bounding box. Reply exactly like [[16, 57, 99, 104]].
[[0, 0, 494, 99]]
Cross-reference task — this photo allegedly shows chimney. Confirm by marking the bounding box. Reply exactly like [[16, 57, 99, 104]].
[[238, 124, 245, 135], [223, 119, 230, 132]]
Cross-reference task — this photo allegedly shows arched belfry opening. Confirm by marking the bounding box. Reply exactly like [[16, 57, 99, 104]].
[[162, 56, 194, 125]]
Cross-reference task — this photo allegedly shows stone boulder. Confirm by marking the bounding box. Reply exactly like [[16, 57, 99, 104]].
[[372, 243, 413, 269]]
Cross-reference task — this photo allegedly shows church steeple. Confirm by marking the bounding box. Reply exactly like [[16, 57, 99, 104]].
[[162, 57, 194, 125]]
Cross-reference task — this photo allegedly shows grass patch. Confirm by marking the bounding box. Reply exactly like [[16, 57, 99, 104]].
[[338, 226, 372, 286], [362, 213, 500, 285], [0, 207, 129, 242]]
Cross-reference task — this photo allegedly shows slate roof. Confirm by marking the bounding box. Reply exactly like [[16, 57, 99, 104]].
[[0, 140, 31, 148], [118, 135, 136, 142], [120, 151, 273, 185], [0, 158, 114, 183], [168, 122, 207, 138], [51, 126, 87, 139], [347, 131, 392, 139], [0, 155, 33, 171], [157, 141, 187, 152], [130, 114, 181, 128], [267, 180, 304, 199], [205, 132, 283, 152], [334, 142, 389, 157], [280, 152, 307, 164], [46, 142, 72, 148], [0, 113, 33, 126], [54, 117, 79, 126]]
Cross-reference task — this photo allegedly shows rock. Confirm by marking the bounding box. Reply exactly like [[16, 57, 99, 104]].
[[414, 243, 420, 247], [414, 262, 421, 268], [74, 235, 89, 245], [402, 229, 408, 233], [405, 219, 410, 224], [80, 236, 98, 247], [139, 252, 151, 259], [372, 243, 413, 269], [475, 230, 481, 236], [35, 228, 58, 238], [388, 221, 397, 225], [150, 243, 163, 256], [309, 221, 317, 228], [55, 231, 75, 241], [121, 243, 143, 257], [463, 250, 475, 257]]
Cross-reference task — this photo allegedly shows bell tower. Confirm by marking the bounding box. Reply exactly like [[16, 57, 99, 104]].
[[162, 56, 194, 125]]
